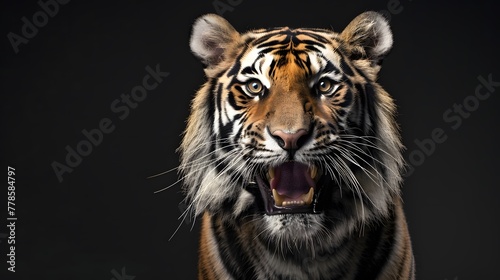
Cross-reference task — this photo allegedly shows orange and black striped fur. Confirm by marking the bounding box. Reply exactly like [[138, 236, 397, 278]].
[[181, 11, 415, 279]]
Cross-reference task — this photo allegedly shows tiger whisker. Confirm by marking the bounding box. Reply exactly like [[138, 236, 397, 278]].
[[338, 135, 401, 163], [155, 144, 240, 194], [169, 201, 194, 241], [336, 139, 400, 178], [329, 154, 367, 232], [333, 145, 388, 191]]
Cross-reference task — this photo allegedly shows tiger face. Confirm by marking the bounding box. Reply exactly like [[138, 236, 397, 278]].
[[182, 12, 403, 244]]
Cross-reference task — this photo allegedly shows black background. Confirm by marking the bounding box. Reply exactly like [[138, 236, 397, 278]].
[[1, 0, 499, 279]]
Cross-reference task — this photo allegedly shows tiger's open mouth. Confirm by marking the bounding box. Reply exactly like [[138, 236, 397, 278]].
[[254, 161, 325, 215]]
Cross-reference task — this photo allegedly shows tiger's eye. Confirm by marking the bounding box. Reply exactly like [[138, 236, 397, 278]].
[[317, 78, 333, 93], [246, 79, 263, 94]]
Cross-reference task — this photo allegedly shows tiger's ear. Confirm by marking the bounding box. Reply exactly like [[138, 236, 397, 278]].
[[340, 11, 393, 64], [190, 14, 240, 67]]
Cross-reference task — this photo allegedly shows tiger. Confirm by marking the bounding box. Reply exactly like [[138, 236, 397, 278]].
[[180, 11, 415, 280]]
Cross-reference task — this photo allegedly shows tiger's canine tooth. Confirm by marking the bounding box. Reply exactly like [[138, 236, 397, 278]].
[[272, 189, 283, 206], [269, 167, 275, 180], [310, 165, 317, 179], [302, 187, 314, 205]]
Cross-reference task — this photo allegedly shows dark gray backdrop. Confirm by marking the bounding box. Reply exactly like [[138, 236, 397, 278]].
[[1, 0, 499, 279]]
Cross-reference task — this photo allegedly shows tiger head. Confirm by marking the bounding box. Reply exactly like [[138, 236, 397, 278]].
[[181, 12, 404, 242]]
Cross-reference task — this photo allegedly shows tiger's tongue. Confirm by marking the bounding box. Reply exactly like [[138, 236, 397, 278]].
[[270, 162, 314, 198]]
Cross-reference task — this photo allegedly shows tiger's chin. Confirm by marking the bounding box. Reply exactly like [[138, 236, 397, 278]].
[[259, 213, 327, 242]]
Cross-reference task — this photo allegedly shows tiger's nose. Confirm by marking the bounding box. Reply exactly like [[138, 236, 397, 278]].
[[271, 129, 310, 150]]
